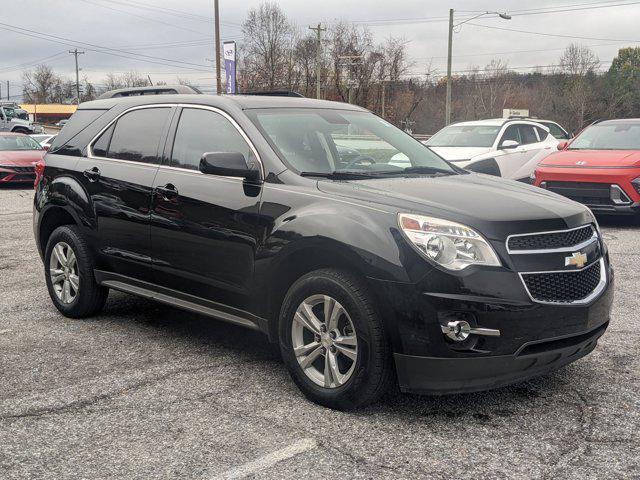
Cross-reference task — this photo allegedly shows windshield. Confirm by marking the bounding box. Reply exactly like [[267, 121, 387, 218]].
[[247, 108, 456, 176], [426, 124, 500, 148], [0, 135, 42, 151], [569, 123, 640, 150]]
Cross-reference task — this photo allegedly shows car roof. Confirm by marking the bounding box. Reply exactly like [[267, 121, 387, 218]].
[[449, 118, 552, 128], [596, 118, 640, 125], [78, 94, 367, 112]]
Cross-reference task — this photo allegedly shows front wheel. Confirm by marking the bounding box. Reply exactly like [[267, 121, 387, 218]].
[[279, 269, 394, 410]]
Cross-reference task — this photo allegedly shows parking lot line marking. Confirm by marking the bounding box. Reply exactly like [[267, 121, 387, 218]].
[[215, 438, 317, 480]]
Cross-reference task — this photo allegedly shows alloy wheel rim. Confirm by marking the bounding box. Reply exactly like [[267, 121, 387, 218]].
[[49, 242, 79, 304], [291, 294, 358, 389]]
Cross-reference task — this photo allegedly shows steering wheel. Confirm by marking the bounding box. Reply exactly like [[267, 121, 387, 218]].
[[345, 155, 376, 169]]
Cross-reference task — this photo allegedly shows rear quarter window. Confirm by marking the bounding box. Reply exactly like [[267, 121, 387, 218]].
[[49, 109, 108, 154]]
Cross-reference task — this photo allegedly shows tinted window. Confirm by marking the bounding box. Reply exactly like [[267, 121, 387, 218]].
[[49, 109, 107, 151], [107, 107, 171, 163], [91, 124, 114, 157], [171, 108, 251, 171], [501, 125, 520, 144], [518, 125, 538, 145], [535, 126, 549, 141]]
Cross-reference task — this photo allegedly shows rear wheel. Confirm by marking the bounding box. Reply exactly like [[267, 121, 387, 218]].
[[44, 226, 108, 318], [279, 269, 394, 410]]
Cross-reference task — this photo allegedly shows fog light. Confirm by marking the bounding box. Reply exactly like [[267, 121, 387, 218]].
[[441, 320, 501, 342], [442, 320, 471, 342]]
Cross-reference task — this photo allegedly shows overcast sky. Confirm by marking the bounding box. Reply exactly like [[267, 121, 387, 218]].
[[2, 0, 639, 98]]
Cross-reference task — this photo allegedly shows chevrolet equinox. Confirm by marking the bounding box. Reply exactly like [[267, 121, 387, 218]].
[[34, 95, 613, 409]]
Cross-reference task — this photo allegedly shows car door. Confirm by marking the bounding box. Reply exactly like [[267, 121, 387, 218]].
[[492, 124, 524, 177], [77, 105, 174, 282], [150, 105, 263, 310]]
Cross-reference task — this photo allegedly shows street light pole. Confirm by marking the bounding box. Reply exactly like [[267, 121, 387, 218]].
[[214, 0, 222, 94], [445, 10, 511, 125], [445, 9, 454, 126]]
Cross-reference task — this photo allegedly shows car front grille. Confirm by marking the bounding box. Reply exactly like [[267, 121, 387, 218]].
[[508, 225, 595, 251], [521, 261, 602, 303], [507, 224, 606, 305], [544, 181, 631, 207]]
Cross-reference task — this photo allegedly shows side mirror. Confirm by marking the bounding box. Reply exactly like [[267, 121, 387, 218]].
[[199, 152, 260, 182], [557, 141, 569, 150], [500, 139, 519, 149]]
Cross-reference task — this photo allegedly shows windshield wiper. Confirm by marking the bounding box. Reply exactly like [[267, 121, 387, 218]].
[[379, 166, 456, 176], [300, 171, 380, 179]]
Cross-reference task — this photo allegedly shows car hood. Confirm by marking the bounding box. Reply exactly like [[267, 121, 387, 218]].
[[0, 150, 44, 166], [316, 173, 591, 240], [428, 146, 493, 161], [540, 149, 640, 168]]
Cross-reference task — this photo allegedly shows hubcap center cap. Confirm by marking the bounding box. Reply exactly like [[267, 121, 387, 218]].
[[320, 332, 332, 348]]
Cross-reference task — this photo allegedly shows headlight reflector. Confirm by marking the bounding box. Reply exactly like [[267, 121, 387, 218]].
[[398, 214, 501, 270]]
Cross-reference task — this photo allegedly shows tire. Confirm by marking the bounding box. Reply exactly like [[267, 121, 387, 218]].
[[44, 225, 108, 318], [279, 269, 394, 410]]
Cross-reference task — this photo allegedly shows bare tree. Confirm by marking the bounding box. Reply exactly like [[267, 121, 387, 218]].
[[22, 64, 61, 103], [102, 71, 149, 92], [559, 44, 601, 128], [241, 1, 294, 90]]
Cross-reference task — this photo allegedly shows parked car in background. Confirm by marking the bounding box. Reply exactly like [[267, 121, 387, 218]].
[[0, 105, 44, 134], [0, 132, 44, 184], [31, 134, 57, 150], [55, 120, 68, 128], [534, 118, 640, 216], [34, 94, 612, 409], [422, 118, 559, 181]]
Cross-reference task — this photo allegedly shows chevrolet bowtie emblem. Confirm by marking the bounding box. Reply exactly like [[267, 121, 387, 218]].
[[565, 252, 588, 268], [576, 160, 587, 165]]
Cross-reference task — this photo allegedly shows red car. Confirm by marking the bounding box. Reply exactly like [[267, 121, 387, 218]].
[[0, 132, 45, 184], [534, 119, 640, 216]]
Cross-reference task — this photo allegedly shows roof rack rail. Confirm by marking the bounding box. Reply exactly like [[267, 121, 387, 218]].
[[241, 90, 304, 97], [97, 84, 202, 100]]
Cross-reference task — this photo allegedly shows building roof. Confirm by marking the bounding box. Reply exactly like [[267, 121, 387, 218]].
[[18, 104, 78, 115]]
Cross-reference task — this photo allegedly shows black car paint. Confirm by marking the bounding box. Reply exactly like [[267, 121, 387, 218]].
[[34, 94, 613, 395]]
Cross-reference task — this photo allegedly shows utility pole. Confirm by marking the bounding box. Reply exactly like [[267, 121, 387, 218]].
[[69, 49, 85, 105], [445, 8, 453, 126], [214, 0, 222, 94], [6, 81, 9, 101], [308, 23, 326, 99], [338, 55, 363, 105]]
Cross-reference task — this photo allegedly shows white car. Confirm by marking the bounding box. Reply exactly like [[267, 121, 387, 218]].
[[30, 134, 56, 150], [421, 119, 560, 182]]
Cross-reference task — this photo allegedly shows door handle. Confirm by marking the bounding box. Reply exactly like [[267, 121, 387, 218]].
[[83, 167, 101, 182], [156, 183, 179, 200]]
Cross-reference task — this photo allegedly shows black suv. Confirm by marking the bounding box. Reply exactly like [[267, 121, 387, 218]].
[[34, 95, 613, 409]]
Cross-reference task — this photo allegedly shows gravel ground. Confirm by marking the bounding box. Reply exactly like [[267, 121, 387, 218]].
[[0, 186, 638, 479]]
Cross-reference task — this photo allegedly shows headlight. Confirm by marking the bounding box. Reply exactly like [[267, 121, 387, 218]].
[[398, 213, 501, 270]]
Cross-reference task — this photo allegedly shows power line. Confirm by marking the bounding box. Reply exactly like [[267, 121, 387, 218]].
[[0, 22, 213, 72], [354, 0, 640, 26], [467, 22, 640, 43]]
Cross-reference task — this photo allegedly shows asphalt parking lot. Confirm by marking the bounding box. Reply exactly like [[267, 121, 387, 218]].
[[0, 186, 638, 480]]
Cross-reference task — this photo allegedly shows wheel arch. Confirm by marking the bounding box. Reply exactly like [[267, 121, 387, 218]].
[[261, 238, 387, 343]]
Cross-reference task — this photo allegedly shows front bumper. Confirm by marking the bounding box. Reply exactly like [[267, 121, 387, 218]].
[[368, 254, 614, 395], [0, 169, 35, 183], [395, 321, 608, 394], [534, 167, 640, 215]]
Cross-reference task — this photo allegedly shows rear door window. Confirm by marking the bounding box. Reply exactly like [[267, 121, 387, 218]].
[[517, 125, 538, 145], [104, 107, 171, 164]]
